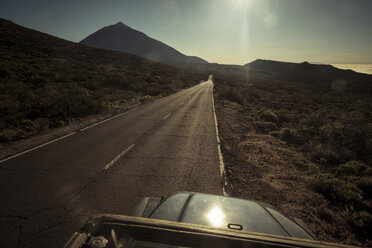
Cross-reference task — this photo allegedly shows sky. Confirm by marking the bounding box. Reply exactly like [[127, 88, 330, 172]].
[[0, 0, 371, 65]]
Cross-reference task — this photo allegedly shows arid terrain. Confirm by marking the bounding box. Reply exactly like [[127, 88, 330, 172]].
[[214, 73, 372, 246]]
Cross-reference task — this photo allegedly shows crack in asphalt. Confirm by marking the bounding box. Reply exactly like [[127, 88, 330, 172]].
[[18, 223, 22, 247], [29, 217, 72, 236], [187, 165, 198, 187], [127, 174, 187, 178], [0, 167, 98, 172], [0, 215, 27, 247], [0, 215, 28, 220], [1, 202, 79, 246], [9, 204, 91, 247], [159, 134, 212, 138], [160, 134, 192, 138], [125, 156, 217, 160]]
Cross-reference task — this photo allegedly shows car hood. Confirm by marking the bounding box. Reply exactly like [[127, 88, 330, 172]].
[[150, 192, 314, 240]]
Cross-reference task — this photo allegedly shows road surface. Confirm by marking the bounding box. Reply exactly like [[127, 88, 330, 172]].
[[0, 80, 223, 248]]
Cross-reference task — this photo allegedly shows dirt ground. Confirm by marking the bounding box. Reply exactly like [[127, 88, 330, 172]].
[[215, 100, 367, 247]]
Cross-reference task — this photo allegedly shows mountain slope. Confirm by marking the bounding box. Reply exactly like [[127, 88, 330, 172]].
[[0, 18, 204, 143], [80, 22, 208, 66]]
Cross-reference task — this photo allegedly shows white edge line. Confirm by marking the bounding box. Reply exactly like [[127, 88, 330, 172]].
[[0, 85, 198, 164], [211, 80, 228, 196], [163, 113, 172, 120], [81, 107, 140, 131], [103, 144, 135, 170], [0, 107, 142, 164], [0, 132, 77, 163]]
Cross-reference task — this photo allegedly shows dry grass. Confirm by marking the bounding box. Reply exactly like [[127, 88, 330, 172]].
[[214, 74, 372, 246]]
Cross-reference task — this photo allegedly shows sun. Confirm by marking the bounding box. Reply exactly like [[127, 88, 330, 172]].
[[230, 0, 255, 10]]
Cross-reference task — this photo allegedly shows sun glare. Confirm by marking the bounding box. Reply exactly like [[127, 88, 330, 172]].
[[207, 206, 225, 227]]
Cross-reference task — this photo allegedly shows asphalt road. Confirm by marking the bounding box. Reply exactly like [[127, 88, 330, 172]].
[[0, 80, 223, 248]]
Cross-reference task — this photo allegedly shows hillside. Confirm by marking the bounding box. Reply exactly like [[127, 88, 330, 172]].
[[0, 18, 205, 144], [213, 68, 372, 246], [80, 22, 208, 66]]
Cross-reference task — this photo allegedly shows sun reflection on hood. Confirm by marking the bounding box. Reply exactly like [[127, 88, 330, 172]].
[[207, 206, 225, 227]]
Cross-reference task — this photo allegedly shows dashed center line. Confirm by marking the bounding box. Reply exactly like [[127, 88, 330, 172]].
[[163, 113, 172, 120], [103, 144, 135, 170], [81, 107, 139, 131]]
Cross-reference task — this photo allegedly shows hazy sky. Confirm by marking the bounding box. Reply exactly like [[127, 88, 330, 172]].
[[1, 0, 371, 65]]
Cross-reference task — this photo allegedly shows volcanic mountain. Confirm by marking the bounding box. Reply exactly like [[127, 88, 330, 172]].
[[80, 22, 208, 66]]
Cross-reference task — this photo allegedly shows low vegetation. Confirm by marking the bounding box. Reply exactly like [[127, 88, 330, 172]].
[[0, 18, 205, 144], [214, 73, 372, 246]]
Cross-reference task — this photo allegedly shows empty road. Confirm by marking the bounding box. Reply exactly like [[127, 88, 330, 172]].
[[0, 80, 223, 248]]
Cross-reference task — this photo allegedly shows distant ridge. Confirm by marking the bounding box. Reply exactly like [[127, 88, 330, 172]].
[[244, 59, 296, 74], [80, 22, 208, 66], [242, 59, 372, 85], [275, 61, 369, 84]]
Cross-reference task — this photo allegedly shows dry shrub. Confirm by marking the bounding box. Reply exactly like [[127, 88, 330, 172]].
[[254, 121, 278, 133], [356, 177, 372, 199], [218, 87, 246, 105], [309, 173, 362, 207], [337, 161, 368, 176], [259, 110, 279, 123], [311, 149, 342, 166], [347, 210, 372, 242]]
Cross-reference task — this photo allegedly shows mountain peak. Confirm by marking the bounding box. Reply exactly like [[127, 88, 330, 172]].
[[113, 21, 128, 28], [80, 22, 208, 66]]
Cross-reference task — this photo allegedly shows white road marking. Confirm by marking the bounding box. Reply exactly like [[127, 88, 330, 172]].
[[163, 113, 172, 120], [81, 107, 140, 131], [179, 101, 185, 106], [0, 85, 198, 164], [0, 132, 77, 163], [0, 107, 142, 164], [103, 144, 135, 170], [211, 80, 228, 196]]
